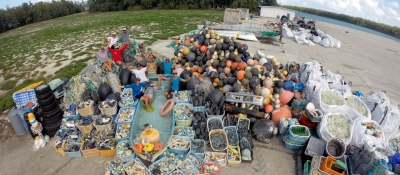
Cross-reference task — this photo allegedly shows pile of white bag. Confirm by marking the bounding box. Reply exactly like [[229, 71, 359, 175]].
[[315, 29, 341, 48], [291, 28, 315, 46]]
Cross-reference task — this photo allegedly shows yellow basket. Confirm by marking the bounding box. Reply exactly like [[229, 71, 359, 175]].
[[99, 105, 118, 116], [98, 138, 117, 157], [76, 123, 94, 134], [78, 106, 95, 116], [227, 144, 241, 165], [16, 81, 44, 93]]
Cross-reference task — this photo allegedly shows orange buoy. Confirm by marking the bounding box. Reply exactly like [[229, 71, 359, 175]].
[[194, 41, 201, 48], [253, 60, 259, 65], [236, 70, 246, 81], [271, 105, 292, 125], [175, 40, 180, 45], [134, 143, 144, 154], [237, 62, 247, 70], [214, 78, 219, 83], [226, 60, 232, 67], [200, 45, 207, 53], [197, 67, 203, 73], [160, 99, 174, 116], [265, 104, 273, 113], [231, 62, 238, 69], [154, 143, 163, 151]]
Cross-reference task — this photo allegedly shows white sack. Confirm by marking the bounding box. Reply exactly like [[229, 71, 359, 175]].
[[282, 27, 294, 39], [381, 105, 400, 142], [362, 91, 391, 123], [317, 106, 355, 145], [345, 95, 372, 120], [321, 38, 330, 47], [351, 117, 387, 150], [304, 80, 329, 102], [313, 89, 346, 114], [312, 36, 322, 44]]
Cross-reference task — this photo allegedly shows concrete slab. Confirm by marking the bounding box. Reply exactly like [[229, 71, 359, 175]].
[[1, 16, 400, 175]]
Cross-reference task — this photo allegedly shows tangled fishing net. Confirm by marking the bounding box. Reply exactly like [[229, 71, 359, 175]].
[[321, 90, 344, 105]]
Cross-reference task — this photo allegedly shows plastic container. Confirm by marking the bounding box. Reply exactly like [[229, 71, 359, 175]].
[[93, 116, 114, 131], [201, 162, 221, 175], [304, 160, 311, 175], [223, 126, 239, 146], [207, 117, 224, 133], [115, 107, 136, 125], [325, 138, 346, 159], [209, 129, 229, 151], [305, 136, 327, 157], [190, 139, 206, 157], [104, 160, 127, 175], [173, 90, 191, 103], [64, 143, 83, 158], [63, 112, 81, 120], [99, 104, 118, 116], [368, 161, 387, 175], [283, 135, 305, 150], [204, 152, 227, 167], [123, 159, 151, 175], [306, 109, 324, 122], [98, 148, 116, 157], [349, 150, 374, 174], [117, 140, 136, 162], [8, 109, 26, 135], [206, 110, 225, 119], [78, 105, 95, 116], [320, 156, 345, 175], [168, 135, 191, 155], [236, 118, 250, 131], [346, 156, 361, 175], [316, 156, 330, 175], [174, 126, 195, 138], [149, 157, 175, 175], [115, 124, 131, 143], [187, 151, 204, 169], [226, 145, 241, 165], [52, 138, 66, 156], [287, 125, 310, 144], [174, 103, 194, 127], [80, 143, 99, 158]]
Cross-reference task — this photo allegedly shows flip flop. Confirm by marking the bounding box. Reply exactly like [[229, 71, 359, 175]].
[[151, 106, 154, 110], [146, 108, 154, 112]]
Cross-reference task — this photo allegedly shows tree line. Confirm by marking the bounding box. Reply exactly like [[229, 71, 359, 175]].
[[0, 0, 84, 34], [283, 5, 400, 39], [87, 0, 277, 12]]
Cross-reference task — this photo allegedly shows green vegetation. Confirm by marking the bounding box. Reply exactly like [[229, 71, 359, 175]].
[[283, 5, 400, 39], [0, 80, 18, 91], [0, 10, 224, 112], [3, 74, 16, 80]]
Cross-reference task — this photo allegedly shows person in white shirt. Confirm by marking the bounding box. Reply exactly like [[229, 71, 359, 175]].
[[103, 32, 118, 48], [127, 62, 153, 84]]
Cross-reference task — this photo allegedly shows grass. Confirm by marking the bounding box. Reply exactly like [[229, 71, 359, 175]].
[[0, 10, 223, 112]]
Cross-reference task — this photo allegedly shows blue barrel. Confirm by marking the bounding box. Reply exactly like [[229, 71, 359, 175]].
[[8, 109, 26, 135]]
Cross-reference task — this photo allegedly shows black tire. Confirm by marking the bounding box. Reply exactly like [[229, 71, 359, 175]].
[[34, 84, 52, 96], [40, 101, 59, 112], [43, 121, 62, 132], [38, 95, 56, 107], [41, 112, 63, 125], [36, 91, 54, 101], [41, 107, 62, 118]]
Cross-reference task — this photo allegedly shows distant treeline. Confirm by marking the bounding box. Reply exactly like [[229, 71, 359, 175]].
[[283, 5, 400, 39], [88, 0, 277, 12], [0, 0, 84, 34]]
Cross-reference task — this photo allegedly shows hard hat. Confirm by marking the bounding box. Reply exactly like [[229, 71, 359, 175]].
[[28, 113, 35, 122]]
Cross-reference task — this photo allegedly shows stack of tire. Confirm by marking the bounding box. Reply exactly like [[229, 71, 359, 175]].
[[34, 84, 63, 137]]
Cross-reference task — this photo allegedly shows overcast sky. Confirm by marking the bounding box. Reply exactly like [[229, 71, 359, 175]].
[[278, 0, 400, 27], [2, 0, 400, 27]]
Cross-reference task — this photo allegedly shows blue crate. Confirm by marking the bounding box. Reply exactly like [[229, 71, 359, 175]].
[[173, 126, 195, 138], [287, 125, 310, 145], [190, 139, 206, 155], [123, 158, 151, 174], [115, 124, 131, 143], [12, 89, 38, 109], [173, 90, 191, 103], [186, 151, 204, 169], [115, 107, 136, 125], [64, 113, 81, 120], [149, 157, 176, 175], [207, 117, 224, 133], [116, 140, 136, 162], [64, 143, 83, 158], [283, 135, 305, 150], [168, 136, 191, 155], [223, 126, 239, 146]]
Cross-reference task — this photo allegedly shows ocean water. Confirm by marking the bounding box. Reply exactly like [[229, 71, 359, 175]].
[[295, 12, 400, 43]]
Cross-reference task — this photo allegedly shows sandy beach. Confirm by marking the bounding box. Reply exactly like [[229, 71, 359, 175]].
[[0, 16, 400, 175]]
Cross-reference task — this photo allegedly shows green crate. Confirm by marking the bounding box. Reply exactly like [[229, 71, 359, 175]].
[[290, 126, 309, 136], [304, 160, 311, 175], [369, 162, 387, 175]]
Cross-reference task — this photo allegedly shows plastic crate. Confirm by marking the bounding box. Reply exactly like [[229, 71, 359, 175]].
[[187, 151, 204, 169], [80, 142, 99, 158], [12, 89, 38, 109], [64, 112, 81, 120], [173, 126, 195, 138], [304, 160, 311, 175], [209, 129, 228, 151], [99, 104, 118, 116], [236, 118, 250, 131], [168, 136, 191, 155], [317, 157, 330, 175], [174, 103, 194, 127], [283, 135, 305, 150], [320, 156, 345, 175], [306, 109, 323, 122], [304, 136, 327, 157], [176, 159, 200, 175], [115, 107, 136, 125], [201, 162, 221, 175], [149, 157, 176, 175], [173, 90, 191, 103], [63, 143, 83, 158], [123, 159, 151, 175], [77, 105, 95, 116], [207, 117, 224, 133], [287, 125, 310, 144], [98, 148, 116, 157], [115, 124, 131, 143], [105, 160, 127, 175], [117, 140, 136, 162], [204, 152, 227, 167], [368, 161, 387, 175], [52, 138, 66, 156], [349, 150, 374, 174], [190, 139, 206, 157], [76, 122, 94, 134], [93, 116, 114, 131], [226, 145, 241, 165], [223, 126, 239, 146]]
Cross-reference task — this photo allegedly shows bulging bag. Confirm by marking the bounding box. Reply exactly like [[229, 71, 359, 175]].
[[351, 117, 386, 150], [362, 91, 391, 123], [313, 89, 345, 114], [317, 106, 355, 145], [345, 95, 372, 120]]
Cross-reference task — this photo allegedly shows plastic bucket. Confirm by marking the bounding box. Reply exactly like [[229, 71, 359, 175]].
[[325, 138, 346, 159], [8, 109, 26, 135], [364, 141, 376, 153]]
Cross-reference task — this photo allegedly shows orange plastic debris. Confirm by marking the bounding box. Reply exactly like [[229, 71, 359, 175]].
[[154, 142, 163, 151], [135, 142, 144, 154]]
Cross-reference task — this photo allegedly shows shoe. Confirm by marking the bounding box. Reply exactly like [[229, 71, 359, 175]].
[[146, 108, 154, 112], [151, 106, 154, 110]]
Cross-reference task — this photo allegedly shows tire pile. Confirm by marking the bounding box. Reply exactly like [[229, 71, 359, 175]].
[[34, 84, 63, 137]]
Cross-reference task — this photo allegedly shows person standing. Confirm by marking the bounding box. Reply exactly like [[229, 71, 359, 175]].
[[85, 44, 112, 72], [113, 26, 137, 48]]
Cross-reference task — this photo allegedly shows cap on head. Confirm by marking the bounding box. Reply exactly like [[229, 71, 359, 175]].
[[122, 28, 127, 31], [172, 70, 177, 74], [112, 32, 116, 35]]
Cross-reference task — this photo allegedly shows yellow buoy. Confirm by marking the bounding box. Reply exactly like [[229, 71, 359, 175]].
[[144, 143, 155, 152], [182, 48, 190, 55], [282, 70, 288, 76]]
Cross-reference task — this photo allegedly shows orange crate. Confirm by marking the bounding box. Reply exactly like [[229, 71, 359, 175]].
[[320, 156, 345, 175], [80, 143, 99, 158], [52, 138, 66, 156]]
